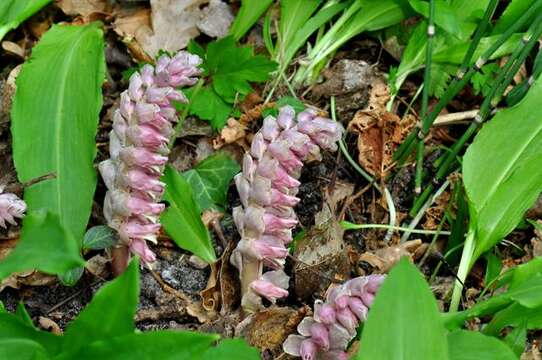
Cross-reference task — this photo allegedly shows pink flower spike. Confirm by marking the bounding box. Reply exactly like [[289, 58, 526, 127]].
[[271, 189, 300, 207], [299, 339, 317, 360], [277, 106, 295, 129], [361, 292, 375, 307], [120, 220, 161, 240], [263, 213, 297, 232], [336, 307, 358, 334], [250, 279, 288, 302], [128, 73, 144, 101], [127, 124, 168, 148], [127, 196, 165, 215], [125, 169, 165, 193], [253, 239, 288, 259], [0, 191, 26, 228], [310, 322, 330, 351], [348, 296, 368, 322], [366, 274, 386, 293], [119, 147, 168, 168], [130, 238, 156, 263], [315, 302, 337, 325]]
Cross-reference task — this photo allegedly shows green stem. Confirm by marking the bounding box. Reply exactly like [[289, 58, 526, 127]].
[[341, 221, 451, 235], [415, 0, 436, 194], [450, 230, 475, 312]]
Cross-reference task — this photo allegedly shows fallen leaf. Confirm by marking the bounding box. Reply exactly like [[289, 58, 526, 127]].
[[197, 0, 233, 38], [112, 6, 154, 62], [55, 0, 110, 18], [38, 316, 62, 335], [357, 239, 423, 273], [347, 77, 415, 177], [213, 118, 247, 149]]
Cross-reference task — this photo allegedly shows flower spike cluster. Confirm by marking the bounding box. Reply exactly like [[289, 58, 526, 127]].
[[231, 105, 344, 311], [99, 51, 201, 263], [0, 187, 26, 228], [283, 275, 386, 360]]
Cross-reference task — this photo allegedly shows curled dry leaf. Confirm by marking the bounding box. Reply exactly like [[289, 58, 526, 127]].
[[213, 118, 248, 149], [293, 183, 354, 300], [347, 77, 415, 178], [38, 316, 62, 335], [357, 239, 424, 273], [112, 7, 153, 62], [236, 306, 309, 357], [197, 0, 233, 38]]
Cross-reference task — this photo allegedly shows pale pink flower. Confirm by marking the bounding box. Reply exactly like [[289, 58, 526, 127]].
[[0, 188, 26, 228]]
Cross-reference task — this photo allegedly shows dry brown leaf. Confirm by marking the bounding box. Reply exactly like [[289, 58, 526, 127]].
[[213, 118, 247, 149], [348, 77, 415, 178], [85, 254, 110, 279], [358, 239, 423, 273], [236, 306, 308, 357], [55, 0, 110, 18], [197, 0, 233, 38], [38, 317, 62, 335], [1, 41, 25, 59], [293, 183, 353, 300], [112, 7, 154, 63]]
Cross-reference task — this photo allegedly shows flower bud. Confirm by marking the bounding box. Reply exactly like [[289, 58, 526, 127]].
[[310, 322, 330, 351], [299, 339, 317, 360]]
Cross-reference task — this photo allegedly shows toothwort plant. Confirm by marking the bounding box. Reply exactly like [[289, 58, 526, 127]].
[[0, 187, 26, 228], [283, 275, 385, 360], [231, 105, 343, 311], [99, 51, 201, 270]]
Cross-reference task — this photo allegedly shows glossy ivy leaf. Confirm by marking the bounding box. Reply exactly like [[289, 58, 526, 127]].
[[0, 0, 52, 41], [229, 0, 273, 41], [83, 225, 117, 250], [0, 313, 62, 355], [356, 258, 448, 360], [447, 330, 516, 360], [185, 86, 231, 130], [0, 210, 84, 281], [161, 166, 216, 263], [463, 77, 542, 262], [183, 153, 240, 212], [206, 37, 276, 103], [183, 153, 241, 211], [201, 339, 260, 360], [11, 23, 105, 245], [63, 259, 139, 354]]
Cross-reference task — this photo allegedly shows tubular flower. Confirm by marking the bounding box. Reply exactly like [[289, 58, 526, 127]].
[[283, 275, 386, 359], [0, 187, 26, 228], [230, 105, 344, 311], [99, 51, 201, 263]]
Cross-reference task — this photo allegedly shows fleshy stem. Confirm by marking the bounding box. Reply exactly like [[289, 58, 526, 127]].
[[448, 17, 542, 312], [414, 0, 436, 195], [394, 0, 538, 164]]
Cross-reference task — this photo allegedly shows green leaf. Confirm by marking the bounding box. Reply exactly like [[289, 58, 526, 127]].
[[0, 313, 63, 355], [504, 323, 527, 357], [83, 225, 117, 250], [63, 259, 139, 354], [484, 303, 542, 335], [433, 34, 523, 64], [186, 86, 232, 130], [15, 303, 34, 328], [207, 37, 277, 102], [11, 23, 105, 243], [56, 331, 220, 360], [183, 153, 240, 211], [493, 0, 539, 35], [409, 0, 466, 39], [498, 257, 542, 290], [262, 96, 306, 118], [0, 301, 5, 313], [356, 258, 448, 360], [447, 330, 516, 360], [470, 63, 499, 96], [201, 339, 260, 360], [463, 77, 542, 262], [161, 166, 216, 263], [484, 252, 502, 287], [229, 0, 273, 41], [278, 0, 320, 64], [0, 0, 52, 41], [0, 338, 50, 360], [59, 266, 84, 287], [0, 210, 84, 281]]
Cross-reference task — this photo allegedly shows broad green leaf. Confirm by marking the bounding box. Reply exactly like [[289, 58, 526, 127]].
[[11, 23, 105, 244], [504, 324, 527, 357], [201, 339, 260, 360], [279, 0, 319, 51], [408, 0, 466, 39], [229, 0, 273, 41], [0, 211, 84, 281], [0, 0, 52, 41], [207, 37, 277, 103], [63, 259, 139, 353], [484, 303, 542, 335], [484, 252, 502, 286], [0, 301, 5, 313], [83, 225, 117, 250], [447, 330, 516, 360], [161, 166, 216, 263], [0, 339, 50, 360], [56, 331, 220, 360], [356, 258, 448, 360], [495, 257, 542, 290], [463, 77, 542, 261], [493, 0, 539, 34], [183, 153, 240, 211], [0, 313, 63, 355]]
